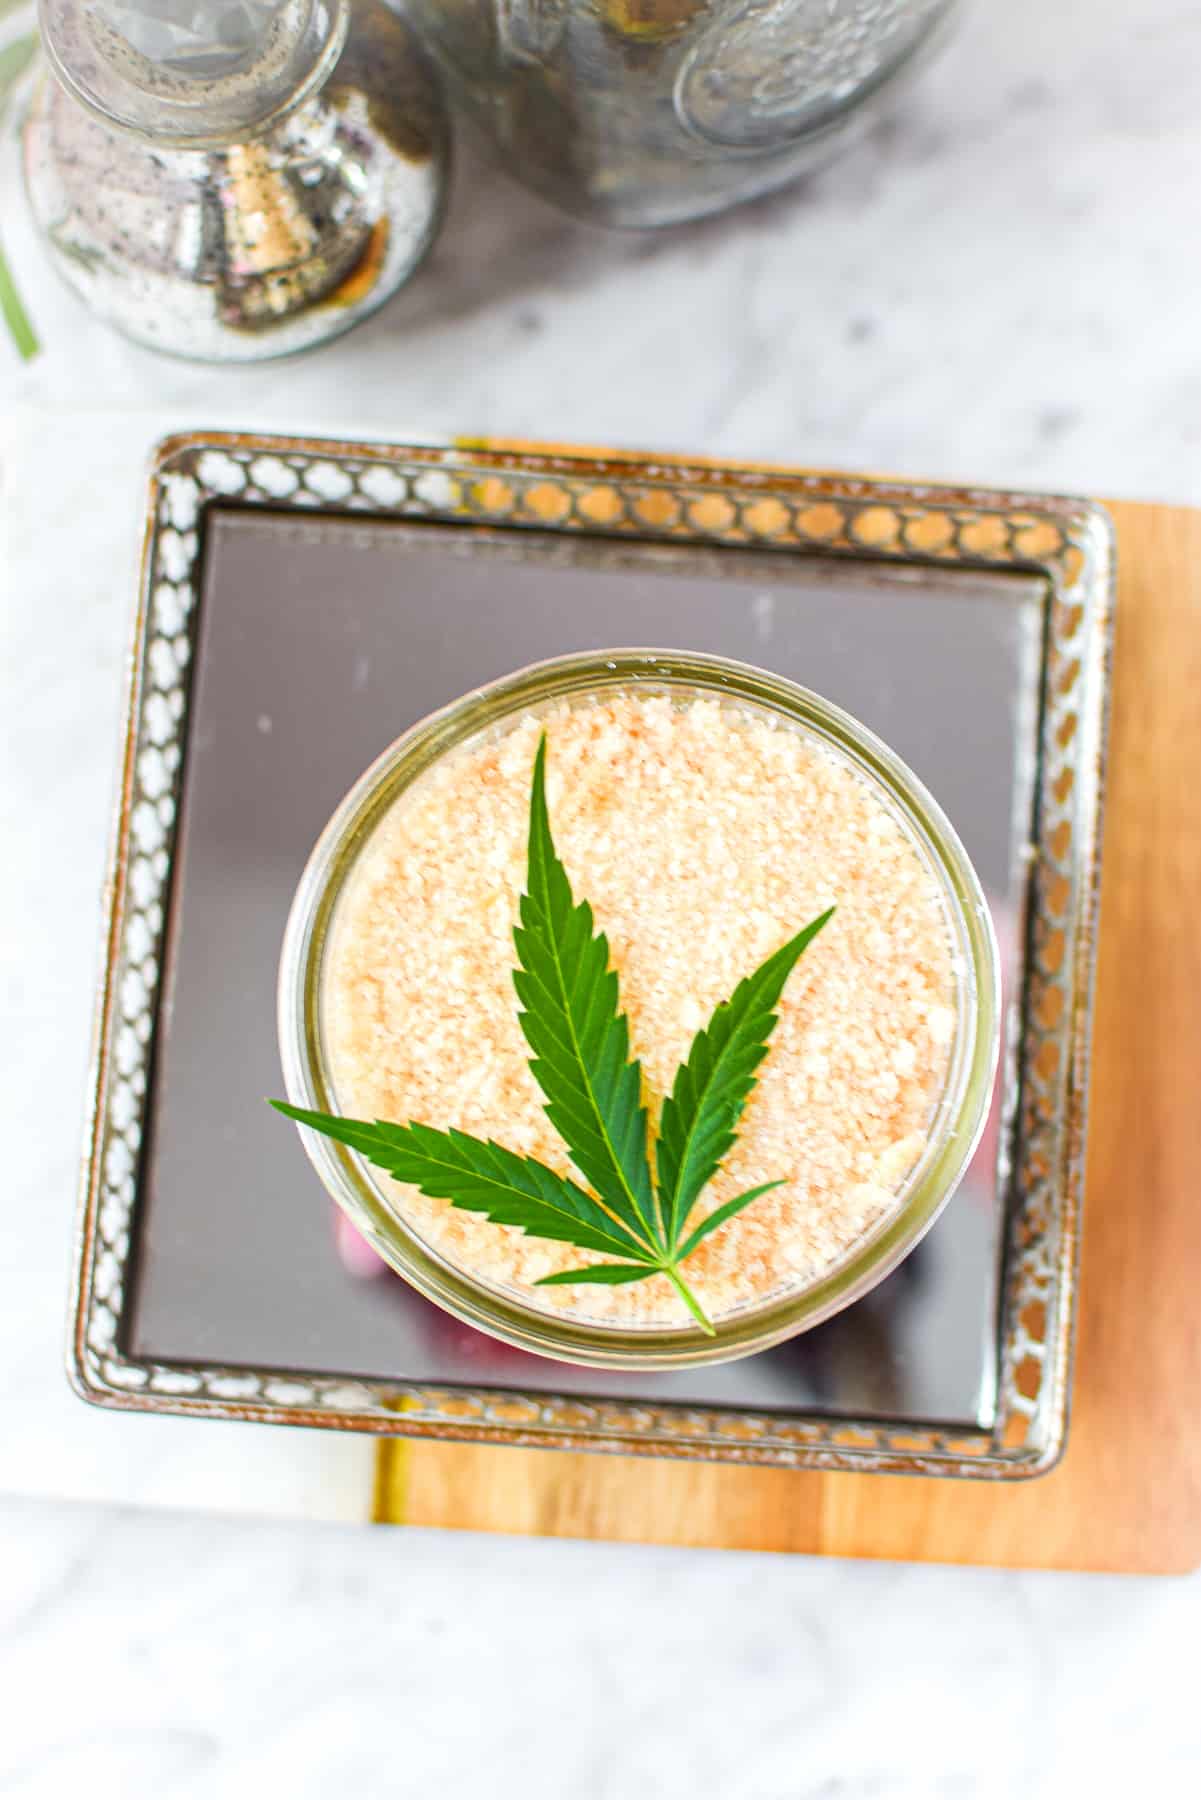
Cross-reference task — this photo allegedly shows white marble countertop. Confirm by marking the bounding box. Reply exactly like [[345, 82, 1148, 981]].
[[2, 0, 1200, 1792]]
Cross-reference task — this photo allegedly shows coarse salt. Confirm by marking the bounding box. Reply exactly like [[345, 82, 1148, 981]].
[[324, 693, 957, 1328]]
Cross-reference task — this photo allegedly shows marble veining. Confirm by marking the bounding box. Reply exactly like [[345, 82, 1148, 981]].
[[2, 1497, 1200, 1797]]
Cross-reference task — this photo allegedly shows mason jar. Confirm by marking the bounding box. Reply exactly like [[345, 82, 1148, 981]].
[[277, 649, 998, 1367], [402, 0, 957, 227]]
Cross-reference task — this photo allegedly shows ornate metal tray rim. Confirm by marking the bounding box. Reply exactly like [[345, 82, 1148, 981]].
[[69, 430, 1115, 1480]]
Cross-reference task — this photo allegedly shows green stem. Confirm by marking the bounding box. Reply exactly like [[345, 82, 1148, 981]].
[[0, 240, 37, 362], [664, 1264, 715, 1336]]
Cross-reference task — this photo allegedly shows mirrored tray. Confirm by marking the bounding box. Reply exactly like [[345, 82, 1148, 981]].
[[70, 434, 1113, 1478]]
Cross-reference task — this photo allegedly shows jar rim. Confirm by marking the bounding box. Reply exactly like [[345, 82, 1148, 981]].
[[277, 648, 1000, 1369]]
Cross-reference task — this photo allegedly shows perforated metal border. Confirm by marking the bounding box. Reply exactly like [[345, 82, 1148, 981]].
[[69, 432, 1114, 1477]]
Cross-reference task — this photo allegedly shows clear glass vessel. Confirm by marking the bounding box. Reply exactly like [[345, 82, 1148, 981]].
[[278, 649, 999, 1369], [402, 0, 958, 227]]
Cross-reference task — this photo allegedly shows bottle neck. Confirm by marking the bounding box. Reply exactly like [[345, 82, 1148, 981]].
[[38, 0, 350, 148]]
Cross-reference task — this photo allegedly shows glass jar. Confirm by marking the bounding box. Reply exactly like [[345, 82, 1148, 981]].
[[277, 649, 999, 1368], [403, 0, 957, 227]]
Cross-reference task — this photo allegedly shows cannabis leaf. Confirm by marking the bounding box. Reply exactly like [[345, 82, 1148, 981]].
[[0, 32, 40, 363], [514, 738, 658, 1250], [268, 1110, 653, 1260], [273, 734, 833, 1334], [656, 910, 835, 1248]]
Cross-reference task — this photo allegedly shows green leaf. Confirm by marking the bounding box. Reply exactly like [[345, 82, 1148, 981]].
[[513, 735, 659, 1250], [675, 1181, 785, 1262], [0, 244, 37, 363], [271, 1101, 652, 1261], [534, 1262, 659, 1287], [656, 907, 835, 1247], [271, 737, 839, 1343], [0, 34, 40, 364], [0, 35, 38, 98]]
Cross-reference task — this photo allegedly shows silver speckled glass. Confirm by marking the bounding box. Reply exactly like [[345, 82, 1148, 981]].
[[23, 0, 449, 360]]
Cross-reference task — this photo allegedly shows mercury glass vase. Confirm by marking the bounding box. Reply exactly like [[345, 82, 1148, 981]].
[[23, 0, 449, 360]]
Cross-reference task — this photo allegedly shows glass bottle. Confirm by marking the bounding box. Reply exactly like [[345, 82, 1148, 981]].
[[23, 0, 449, 359]]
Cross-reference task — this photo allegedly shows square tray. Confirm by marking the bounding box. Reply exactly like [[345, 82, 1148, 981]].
[[71, 434, 1113, 1478]]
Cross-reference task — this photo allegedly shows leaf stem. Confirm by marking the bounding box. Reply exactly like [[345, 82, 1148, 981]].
[[664, 1264, 715, 1337], [0, 240, 37, 363]]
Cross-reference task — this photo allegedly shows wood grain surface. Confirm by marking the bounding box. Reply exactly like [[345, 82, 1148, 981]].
[[375, 499, 1201, 1572]]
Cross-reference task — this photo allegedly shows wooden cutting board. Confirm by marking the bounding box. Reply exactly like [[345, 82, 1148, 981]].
[[374, 498, 1201, 1573]]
